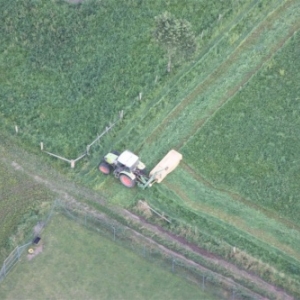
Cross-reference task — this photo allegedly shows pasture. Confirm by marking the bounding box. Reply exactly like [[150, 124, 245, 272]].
[[0, 214, 215, 300]]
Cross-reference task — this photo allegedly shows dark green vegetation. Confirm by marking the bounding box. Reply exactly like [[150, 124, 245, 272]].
[[153, 11, 197, 72], [0, 0, 245, 157], [0, 214, 215, 300], [1, 0, 300, 298]]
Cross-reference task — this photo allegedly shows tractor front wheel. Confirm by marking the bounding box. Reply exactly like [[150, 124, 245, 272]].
[[120, 174, 136, 188], [98, 162, 111, 175]]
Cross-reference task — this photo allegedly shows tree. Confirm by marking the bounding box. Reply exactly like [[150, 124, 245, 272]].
[[153, 12, 197, 72]]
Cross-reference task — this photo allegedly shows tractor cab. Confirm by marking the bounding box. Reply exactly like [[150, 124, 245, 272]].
[[117, 150, 140, 171]]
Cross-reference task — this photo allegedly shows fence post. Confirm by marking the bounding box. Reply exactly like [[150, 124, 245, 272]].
[[2, 262, 6, 278], [172, 258, 175, 273], [231, 289, 235, 300], [112, 226, 115, 241], [17, 246, 20, 260]]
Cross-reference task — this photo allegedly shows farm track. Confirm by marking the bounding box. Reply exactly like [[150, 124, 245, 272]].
[[0, 142, 295, 300], [137, 0, 295, 149]]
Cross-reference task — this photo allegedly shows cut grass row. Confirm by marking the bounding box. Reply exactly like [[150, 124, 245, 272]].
[[165, 167, 300, 263]]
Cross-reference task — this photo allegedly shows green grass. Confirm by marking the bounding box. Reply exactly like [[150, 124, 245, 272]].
[[183, 30, 300, 225], [0, 0, 251, 158], [0, 143, 54, 263], [0, 214, 216, 300], [1, 0, 300, 297]]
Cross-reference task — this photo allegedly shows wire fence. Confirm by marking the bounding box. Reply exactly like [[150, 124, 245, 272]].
[[0, 199, 263, 299], [40, 111, 123, 168], [0, 201, 56, 284]]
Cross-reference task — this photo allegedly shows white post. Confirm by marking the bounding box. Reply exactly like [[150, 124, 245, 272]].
[[70, 160, 75, 168], [40, 142, 44, 151], [139, 92, 142, 100], [15, 125, 18, 134]]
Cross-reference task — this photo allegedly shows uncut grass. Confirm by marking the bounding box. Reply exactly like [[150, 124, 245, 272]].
[[0, 214, 215, 300], [108, 0, 284, 158], [183, 31, 300, 225], [0, 0, 250, 159]]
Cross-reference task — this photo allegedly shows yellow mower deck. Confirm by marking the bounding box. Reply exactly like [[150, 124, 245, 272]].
[[149, 150, 182, 183]]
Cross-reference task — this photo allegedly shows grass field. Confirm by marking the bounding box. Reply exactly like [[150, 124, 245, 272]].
[[1, 0, 300, 298], [0, 214, 216, 300], [183, 30, 300, 225], [77, 1, 300, 296], [0, 0, 250, 158]]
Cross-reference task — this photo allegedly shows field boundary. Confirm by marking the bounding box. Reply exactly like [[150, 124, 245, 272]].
[[0, 201, 56, 283], [0, 199, 268, 300]]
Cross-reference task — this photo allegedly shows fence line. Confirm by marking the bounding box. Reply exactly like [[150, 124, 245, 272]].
[[0, 201, 57, 283], [41, 112, 123, 168], [0, 199, 263, 299]]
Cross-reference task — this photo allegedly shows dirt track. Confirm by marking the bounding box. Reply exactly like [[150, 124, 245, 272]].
[[0, 139, 295, 300]]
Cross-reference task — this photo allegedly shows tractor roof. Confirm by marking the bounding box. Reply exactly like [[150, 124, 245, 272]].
[[117, 150, 139, 168]]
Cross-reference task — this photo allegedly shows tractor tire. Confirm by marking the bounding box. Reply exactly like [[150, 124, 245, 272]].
[[120, 174, 136, 188], [98, 162, 111, 175]]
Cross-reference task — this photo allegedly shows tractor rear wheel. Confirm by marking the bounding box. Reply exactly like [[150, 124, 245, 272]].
[[98, 162, 111, 175], [120, 174, 136, 188]]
